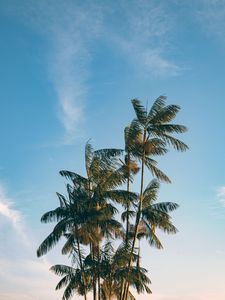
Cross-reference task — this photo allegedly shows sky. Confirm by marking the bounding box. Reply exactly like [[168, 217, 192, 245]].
[[0, 0, 225, 299]]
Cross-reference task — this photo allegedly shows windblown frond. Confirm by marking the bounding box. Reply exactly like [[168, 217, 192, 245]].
[[153, 132, 189, 152], [40, 207, 66, 223], [131, 99, 147, 126], [85, 141, 93, 176], [147, 95, 167, 121], [59, 170, 88, 186], [144, 157, 171, 183], [150, 104, 180, 124], [37, 230, 62, 257], [151, 202, 179, 213], [142, 179, 160, 207]]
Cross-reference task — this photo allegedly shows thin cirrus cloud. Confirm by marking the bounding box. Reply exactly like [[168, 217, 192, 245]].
[[45, 3, 103, 143], [0, 183, 63, 300], [196, 0, 225, 40], [3, 0, 181, 143], [3, 0, 103, 144], [0, 184, 29, 245], [108, 1, 181, 76], [217, 186, 225, 206]]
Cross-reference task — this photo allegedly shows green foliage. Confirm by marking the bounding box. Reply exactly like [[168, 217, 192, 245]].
[[37, 96, 188, 300]]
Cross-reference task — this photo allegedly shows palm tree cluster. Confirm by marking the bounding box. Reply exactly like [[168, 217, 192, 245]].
[[37, 96, 188, 300]]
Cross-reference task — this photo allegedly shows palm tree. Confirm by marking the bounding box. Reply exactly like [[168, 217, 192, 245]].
[[50, 264, 92, 300], [122, 125, 140, 244], [37, 181, 94, 300], [59, 142, 126, 300], [121, 96, 188, 300], [99, 242, 151, 300], [37, 142, 131, 300], [37, 97, 188, 300], [137, 179, 178, 249]]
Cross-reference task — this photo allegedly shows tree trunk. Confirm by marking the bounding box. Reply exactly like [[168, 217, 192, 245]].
[[76, 232, 87, 300], [91, 243, 97, 300], [120, 161, 131, 300], [97, 242, 101, 300], [121, 130, 146, 300]]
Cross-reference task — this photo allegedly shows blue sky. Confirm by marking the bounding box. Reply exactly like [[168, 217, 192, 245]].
[[0, 1, 225, 299]]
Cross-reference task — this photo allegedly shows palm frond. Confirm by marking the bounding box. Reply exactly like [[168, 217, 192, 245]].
[[147, 95, 167, 121], [151, 202, 179, 213], [37, 230, 62, 257], [85, 141, 93, 176], [144, 157, 171, 183], [40, 207, 66, 223], [124, 121, 142, 153], [103, 190, 138, 206], [55, 275, 72, 290], [144, 138, 168, 156], [154, 133, 189, 152], [142, 179, 160, 207], [150, 123, 187, 134], [94, 148, 123, 159], [142, 210, 178, 235], [56, 192, 68, 207], [121, 210, 135, 222], [150, 104, 181, 124], [131, 99, 147, 126], [59, 170, 88, 186], [61, 234, 75, 255], [139, 219, 163, 249], [51, 264, 75, 276]]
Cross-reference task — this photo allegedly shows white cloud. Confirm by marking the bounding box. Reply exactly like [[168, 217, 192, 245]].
[[0, 258, 63, 300], [45, 3, 102, 143], [0, 184, 29, 245], [3, 0, 102, 144], [109, 0, 181, 76], [0, 183, 66, 300], [217, 186, 225, 206], [2, 0, 182, 144], [196, 0, 225, 40]]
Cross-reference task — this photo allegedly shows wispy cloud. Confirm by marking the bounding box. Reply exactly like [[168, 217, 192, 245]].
[[0, 257, 64, 300], [108, 0, 181, 76], [45, 3, 103, 143], [217, 186, 225, 206], [3, 1, 102, 144], [0, 184, 28, 244], [196, 0, 225, 40], [0, 183, 66, 300], [2, 0, 183, 143]]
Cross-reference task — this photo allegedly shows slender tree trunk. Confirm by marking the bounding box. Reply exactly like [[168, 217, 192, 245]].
[[95, 201, 101, 300], [120, 159, 131, 300], [121, 130, 146, 300], [92, 244, 97, 300], [87, 178, 96, 300], [97, 242, 101, 300], [76, 232, 87, 300], [123, 241, 141, 300], [125, 152, 131, 245], [90, 243, 97, 300]]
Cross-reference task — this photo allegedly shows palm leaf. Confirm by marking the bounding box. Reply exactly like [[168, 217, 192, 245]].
[[51, 264, 75, 276], [144, 157, 171, 183], [131, 99, 147, 126], [85, 141, 93, 176], [151, 202, 179, 213], [37, 230, 62, 257], [150, 104, 181, 124], [147, 95, 167, 121], [154, 132, 189, 152], [40, 207, 66, 223], [59, 170, 88, 186], [150, 123, 187, 134]]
